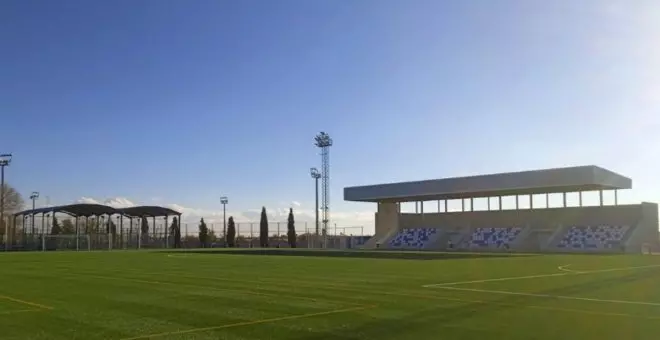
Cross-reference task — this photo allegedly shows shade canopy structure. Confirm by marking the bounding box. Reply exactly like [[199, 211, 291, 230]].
[[344, 165, 632, 203], [118, 206, 181, 218], [14, 204, 181, 218], [13, 204, 120, 217]]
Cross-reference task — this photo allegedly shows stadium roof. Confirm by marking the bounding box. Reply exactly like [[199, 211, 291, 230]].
[[14, 204, 180, 217], [344, 165, 632, 203]]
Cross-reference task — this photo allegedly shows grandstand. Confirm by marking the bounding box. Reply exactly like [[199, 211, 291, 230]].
[[344, 165, 659, 253]]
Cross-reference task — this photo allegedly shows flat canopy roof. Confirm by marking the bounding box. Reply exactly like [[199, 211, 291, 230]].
[[344, 165, 632, 203]]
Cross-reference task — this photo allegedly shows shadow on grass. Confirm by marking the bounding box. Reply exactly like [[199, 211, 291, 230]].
[[163, 249, 534, 260]]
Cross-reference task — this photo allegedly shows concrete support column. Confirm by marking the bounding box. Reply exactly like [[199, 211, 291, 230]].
[[614, 190, 618, 205], [461, 199, 465, 212], [599, 190, 603, 206], [530, 195, 533, 209], [470, 198, 474, 212], [546, 193, 549, 208], [415, 202, 418, 214], [487, 197, 491, 211], [437, 200, 440, 213], [579, 192, 583, 207], [515, 195, 519, 210], [563, 193, 567, 207], [444, 200, 448, 213], [498, 196, 502, 210]]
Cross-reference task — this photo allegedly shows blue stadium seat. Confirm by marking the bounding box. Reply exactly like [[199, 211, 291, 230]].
[[469, 227, 522, 248], [557, 225, 629, 250], [388, 228, 439, 249]]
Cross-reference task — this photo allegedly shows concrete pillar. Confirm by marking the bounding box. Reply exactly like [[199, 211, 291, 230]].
[[599, 190, 603, 206], [415, 202, 418, 214], [614, 190, 618, 205], [487, 197, 491, 211], [546, 193, 549, 208], [563, 192, 567, 207], [444, 200, 448, 213], [530, 195, 534, 209], [579, 192, 583, 207], [437, 200, 440, 213], [461, 199, 465, 212], [515, 195, 519, 210], [498, 196, 502, 210]]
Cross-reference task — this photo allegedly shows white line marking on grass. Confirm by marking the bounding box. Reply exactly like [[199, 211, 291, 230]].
[[423, 264, 660, 288], [434, 286, 660, 307], [422, 273, 569, 287], [558, 264, 584, 274]]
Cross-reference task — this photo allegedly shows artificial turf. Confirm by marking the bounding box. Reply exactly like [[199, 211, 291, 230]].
[[1, 249, 660, 339]]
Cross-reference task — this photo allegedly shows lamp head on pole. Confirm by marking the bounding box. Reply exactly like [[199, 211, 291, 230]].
[[220, 196, 228, 205], [0, 153, 12, 166], [314, 132, 332, 148], [30, 192, 39, 200], [310, 167, 321, 179]]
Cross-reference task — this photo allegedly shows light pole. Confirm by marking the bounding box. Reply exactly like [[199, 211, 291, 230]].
[[220, 196, 228, 246], [0, 153, 12, 245], [30, 192, 39, 235], [310, 167, 321, 247]]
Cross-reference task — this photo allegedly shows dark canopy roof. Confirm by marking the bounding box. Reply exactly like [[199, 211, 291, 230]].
[[118, 206, 180, 217], [14, 204, 180, 218], [14, 204, 119, 217], [344, 165, 632, 203]]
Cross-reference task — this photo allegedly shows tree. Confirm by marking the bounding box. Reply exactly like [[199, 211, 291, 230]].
[[0, 183, 24, 239], [198, 218, 209, 248], [50, 215, 61, 235], [0, 183, 24, 215], [227, 216, 236, 247], [141, 217, 149, 239], [287, 208, 296, 248], [61, 219, 75, 234], [170, 217, 181, 248], [107, 219, 117, 235], [259, 207, 269, 248]]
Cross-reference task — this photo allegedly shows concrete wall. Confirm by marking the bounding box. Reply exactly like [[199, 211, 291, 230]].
[[363, 202, 400, 248]]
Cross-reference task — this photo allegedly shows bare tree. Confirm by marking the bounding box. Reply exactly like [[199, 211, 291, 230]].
[[1, 183, 24, 215]]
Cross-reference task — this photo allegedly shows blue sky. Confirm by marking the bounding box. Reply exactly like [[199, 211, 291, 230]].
[[1, 0, 658, 231]]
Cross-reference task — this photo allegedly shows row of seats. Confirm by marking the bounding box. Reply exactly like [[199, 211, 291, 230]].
[[557, 225, 629, 249], [388, 228, 438, 249], [469, 227, 522, 248]]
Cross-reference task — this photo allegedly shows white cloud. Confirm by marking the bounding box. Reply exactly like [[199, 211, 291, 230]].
[[76, 197, 136, 208], [291, 201, 301, 207]]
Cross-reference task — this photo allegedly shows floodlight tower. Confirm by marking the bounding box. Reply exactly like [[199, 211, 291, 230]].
[[0, 153, 12, 237], [220, 196, 228, 246], [30, 192, 39, 234], [310, 168, 321, 241], [314, 132, 332, 248]]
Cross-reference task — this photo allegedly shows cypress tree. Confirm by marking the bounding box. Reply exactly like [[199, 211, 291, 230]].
[[227, 216, 236, 247], [287, 208, 296, 248], [259, 207, 269, 248]]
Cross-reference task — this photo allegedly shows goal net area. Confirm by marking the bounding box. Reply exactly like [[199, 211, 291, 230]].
[[39, 234, 91, 251]]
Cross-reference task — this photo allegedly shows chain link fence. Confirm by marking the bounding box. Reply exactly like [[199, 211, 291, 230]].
[[1, 216, 371, 251]]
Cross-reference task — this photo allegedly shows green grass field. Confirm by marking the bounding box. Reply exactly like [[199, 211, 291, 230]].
[[2, 250, 660, 339]]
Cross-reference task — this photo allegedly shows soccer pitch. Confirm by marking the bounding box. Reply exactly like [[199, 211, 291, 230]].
[[2, 250, 660, 339]]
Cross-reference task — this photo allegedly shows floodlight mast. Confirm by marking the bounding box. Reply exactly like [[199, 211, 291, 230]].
[[220, 196, 228, 246], [30, 191, 39, 235], [310, 168, 321, 245], [314, 133, 332, 248], [0, 153, 12, 248]]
